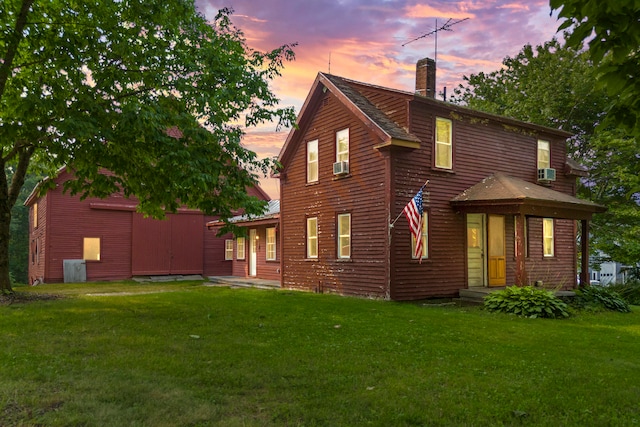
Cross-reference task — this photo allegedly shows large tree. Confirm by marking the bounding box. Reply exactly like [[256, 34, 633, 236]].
[[453, 39, 640, 270], [0, 1, 296, 293]]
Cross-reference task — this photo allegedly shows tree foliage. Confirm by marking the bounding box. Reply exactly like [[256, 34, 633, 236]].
[[453, 39, 609, 158], [551, 0, 640, 140], [0, 1, 296, 292], [453, 39, 640, 269]]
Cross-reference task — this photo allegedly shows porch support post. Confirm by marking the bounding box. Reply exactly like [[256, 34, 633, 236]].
[[514, 213, 527, 286], [580, 219, 590, 287]]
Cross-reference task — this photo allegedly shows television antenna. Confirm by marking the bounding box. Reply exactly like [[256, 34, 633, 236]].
[[402, 17, 469, 63]]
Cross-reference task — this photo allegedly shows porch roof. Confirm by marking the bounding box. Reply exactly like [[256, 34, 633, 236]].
[[206, 200, 280, 229], [450, 173, 606, 220]]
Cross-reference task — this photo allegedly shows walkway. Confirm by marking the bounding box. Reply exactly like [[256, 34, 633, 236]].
[[206, 276, 281, 290]]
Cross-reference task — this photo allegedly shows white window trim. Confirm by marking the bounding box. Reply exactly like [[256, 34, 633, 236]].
[[266, 227, 276, 261], [543, 218, 554, 257], [307, 139, 319, 183], [337, 213, 351, 259], [336, 128, 349, 163], [435, 117, 453, 169], [411, 212, 428, 259], [225, 239, 234, 261], [307, 217, 318, 259], [236, 237, 245, 260]]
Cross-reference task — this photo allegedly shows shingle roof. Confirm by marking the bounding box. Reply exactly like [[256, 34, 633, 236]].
[[451, 173, 606, 219], [321, 73, 420, 144]]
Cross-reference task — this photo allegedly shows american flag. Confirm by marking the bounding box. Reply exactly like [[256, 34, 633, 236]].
[[403, 188, 424, 260]]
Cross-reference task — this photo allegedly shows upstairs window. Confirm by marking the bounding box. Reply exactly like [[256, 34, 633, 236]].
[[33, 202, 38, 229], [336, 128, 349, 163], [538, 140, 550, 169], [435, 117, 452, 169], [337, 213, 351, 259], [266, 227, 276, 261], [307, 139, 318, 183]]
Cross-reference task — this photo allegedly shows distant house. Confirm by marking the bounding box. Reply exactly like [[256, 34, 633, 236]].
[[206, 200, 280, 281], [25, 167, 270, 284], [276, 58, 605, 300]]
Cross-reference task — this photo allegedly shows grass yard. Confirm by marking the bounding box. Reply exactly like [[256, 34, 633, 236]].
[[1, 282, 639, 426]]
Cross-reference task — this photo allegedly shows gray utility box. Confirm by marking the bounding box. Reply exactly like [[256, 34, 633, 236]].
[[63, 259, 87, 283]]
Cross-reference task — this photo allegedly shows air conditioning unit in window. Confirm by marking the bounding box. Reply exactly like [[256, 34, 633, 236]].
[[537, 168, 556, 182], [333, 161, 349, 175]]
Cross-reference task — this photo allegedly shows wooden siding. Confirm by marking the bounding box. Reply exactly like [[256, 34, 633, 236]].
[[388, 100, 578, 299], [28, 194, 47, 284], [281, 92, 389, 297], [280, 76, 582, 301], [26, 169, 256, 283], [231, 225, 280, 281]]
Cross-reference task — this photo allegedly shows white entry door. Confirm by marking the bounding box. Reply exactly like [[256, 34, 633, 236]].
[[467, 214, 486, 287], [249, 229, 257, 277]]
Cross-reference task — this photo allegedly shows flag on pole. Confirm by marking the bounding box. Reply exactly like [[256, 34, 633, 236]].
[[403, 187, 424, 260]]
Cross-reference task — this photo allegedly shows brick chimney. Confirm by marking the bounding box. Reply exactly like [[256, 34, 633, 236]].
[[415, 58, 436, 98]]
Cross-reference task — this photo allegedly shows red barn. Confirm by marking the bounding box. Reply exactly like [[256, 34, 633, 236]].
[[25, 167, 270, 284], [276, 58, 605, 300]]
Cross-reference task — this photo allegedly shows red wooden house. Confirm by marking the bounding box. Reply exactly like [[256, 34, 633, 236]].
[[206, 199, 280, 281], [25, 167, 270, 284], [276, 58, 605, 300]]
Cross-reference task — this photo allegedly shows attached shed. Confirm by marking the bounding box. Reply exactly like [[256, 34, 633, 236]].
[[207, 200, 281, 281]]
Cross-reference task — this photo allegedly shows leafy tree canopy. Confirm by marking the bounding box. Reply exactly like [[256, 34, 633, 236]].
[[0, 0, 296, 292], [551, 0, 640, 139]]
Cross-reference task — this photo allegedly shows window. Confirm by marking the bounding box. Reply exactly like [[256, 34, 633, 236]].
[[236, 237, 245, 260], [307, 139, 318, 183], [307, 217, 318, 259], [225, 239, 233, 260], [543, 218, 554, 257], [33, 202, 38, 229], [83, 237, 101, 261], [336, 128, 349, 163], [337, 213, 351, 259], [411, 212, 429, 259], [435, 117, 452, 169], [538, 140, 550, 169], [266, 227, 276, 261]]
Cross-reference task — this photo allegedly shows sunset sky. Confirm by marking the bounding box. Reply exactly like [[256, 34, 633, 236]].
[[195, 0, 566, 198]]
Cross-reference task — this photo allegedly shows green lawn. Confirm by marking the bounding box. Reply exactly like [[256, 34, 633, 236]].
[[1, 282, 639, 426]]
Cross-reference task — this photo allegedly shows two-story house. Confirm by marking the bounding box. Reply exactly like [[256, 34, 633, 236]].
[[277, 58, 605, 300]]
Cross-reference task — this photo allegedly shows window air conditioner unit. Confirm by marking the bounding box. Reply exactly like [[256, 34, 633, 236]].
[[333, 161, 349, 175], [537, 168, 556, 182]]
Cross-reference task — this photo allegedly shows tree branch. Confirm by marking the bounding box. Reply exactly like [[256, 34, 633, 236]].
[[7, 145, 35, 209], [0, 0, 35, 101]]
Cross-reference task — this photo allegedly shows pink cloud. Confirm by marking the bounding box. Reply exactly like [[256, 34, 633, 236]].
[[195, 0, 565, 198]]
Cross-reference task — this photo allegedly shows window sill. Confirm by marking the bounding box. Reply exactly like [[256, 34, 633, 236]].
[[431, 167, 455, 174], [332, 174, 352, 181], [336, 258, 352, 262]]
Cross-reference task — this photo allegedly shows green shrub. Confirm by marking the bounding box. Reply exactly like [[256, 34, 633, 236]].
[[608, 280, 640, 305], [573, 285, 631, 313], [483, 286, 570, 318]]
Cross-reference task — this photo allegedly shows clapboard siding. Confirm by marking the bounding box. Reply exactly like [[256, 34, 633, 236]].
[[281, 91, 389, 297], [26, 168, 265, 283], [279, 70, 589, 300]]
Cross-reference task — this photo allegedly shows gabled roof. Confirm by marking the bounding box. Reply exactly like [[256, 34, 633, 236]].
[[278, 72, 574, 171], [450, 173, 606, 220], [206, 199, 280, 229], [278, 72, 420, 169]]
